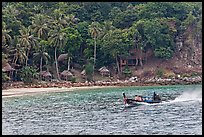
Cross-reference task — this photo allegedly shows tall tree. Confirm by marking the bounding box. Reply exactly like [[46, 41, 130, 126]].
[[18, 26, 38, 66], [33, 40, 50, 73], [49, 27, 67, 80], [100, 28, 132, 74], [2, 22, 12, 47], [64, 14, 80, 71], [29, 14, 50, 40], [88, 22, 101, 74], [62, 27, 82, 71], [10, 36, 27, 65]]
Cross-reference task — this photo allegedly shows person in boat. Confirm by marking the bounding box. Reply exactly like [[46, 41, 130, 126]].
[[123, 92, 135, 104], [123, 92, 131, 104], [156, 94, 161, 101], [153, 92, 161, 101], [135, 95, 143, 102]]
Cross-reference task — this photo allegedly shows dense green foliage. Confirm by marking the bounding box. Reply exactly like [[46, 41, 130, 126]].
[[84, 59, 94, 82], [2, 72, 10, 82], [2, 2, 202, 81], [19, 66, 38, 84], [122, 65, 132, 78]]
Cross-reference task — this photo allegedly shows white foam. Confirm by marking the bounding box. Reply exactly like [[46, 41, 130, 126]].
[[174, 87, 202, 102]]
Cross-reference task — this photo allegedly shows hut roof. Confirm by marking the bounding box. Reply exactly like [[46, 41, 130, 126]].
[[11, 63, 21, 67], [58, 53, 68, 62], [61, 70, 73, 76], [98, 66, 109, 73], [98, 66, 106, 72], [2, 63, 15, 72], [42, 71, 52, 77], [81, 70, 86, 75], [39, 71, 47, 76], [100, 68, 110, 73]]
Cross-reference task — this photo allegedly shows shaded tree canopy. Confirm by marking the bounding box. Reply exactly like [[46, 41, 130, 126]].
[[2, 2, 202, 81]]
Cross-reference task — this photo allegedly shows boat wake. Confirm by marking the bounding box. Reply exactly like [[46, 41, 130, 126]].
[[162, 87, 202, 105], [174, 87, 202, 101]]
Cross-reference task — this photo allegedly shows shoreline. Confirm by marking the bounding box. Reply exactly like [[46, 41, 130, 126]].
[[2, 79, 202, 98], [2, 86, 118, 98]]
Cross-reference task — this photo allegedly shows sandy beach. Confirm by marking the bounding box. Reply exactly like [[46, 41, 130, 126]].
[[2, 86, 117, 98]]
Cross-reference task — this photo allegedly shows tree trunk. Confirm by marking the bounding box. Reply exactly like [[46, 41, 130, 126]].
[[10, 56, 18, 80], [55, 47, 60, 80], [116, 56, 120, 74], [67, 56, 71, 71], [39, 57, 43, 80], [135, 58, 138, 66], [139, 48, 143, 67], [139, 58, 143, 67], [93, 37, 97, 80], [40, 57, 43, 72], [26, 48, 30, 66]]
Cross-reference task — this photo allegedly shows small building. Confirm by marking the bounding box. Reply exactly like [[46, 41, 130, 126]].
[[80, 70, 86, 78], [39, 71, 52, 81], [58, 53, 68, 62], [2, 63, 15, 72], [98, 66, 110, 77], [2, 63, 15, 81], [119, 48, 154, 71], [60, 70, 73, 81]]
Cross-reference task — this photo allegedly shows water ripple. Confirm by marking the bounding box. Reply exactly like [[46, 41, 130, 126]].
[[2, 85, 202, 135]]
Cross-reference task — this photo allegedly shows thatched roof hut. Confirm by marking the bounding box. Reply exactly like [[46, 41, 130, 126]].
[[38, 71, 52, 81], [98, 66, 106, 72], [58, 53, 68, 62], [43, 71, 52, 77], [2, 63, 15, 72], [81, 70, 86, 75], [98, 66, 110, 77], [39, 71, 47, 76], [61, 70, 73, 77], [60, 70, 73, 81]]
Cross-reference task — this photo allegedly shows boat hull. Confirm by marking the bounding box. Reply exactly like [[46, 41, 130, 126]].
[[143, 99, 162, 103]]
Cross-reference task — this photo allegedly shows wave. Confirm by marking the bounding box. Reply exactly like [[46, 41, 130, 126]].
[[174, 87, 202, 102], [160, 87, 202, 105]]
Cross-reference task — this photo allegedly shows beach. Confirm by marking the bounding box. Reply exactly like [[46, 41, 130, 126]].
[[2, 86, 120, 98]]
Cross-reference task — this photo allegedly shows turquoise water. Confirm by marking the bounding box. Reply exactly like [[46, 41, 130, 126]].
[[2, 84, 202, 135]]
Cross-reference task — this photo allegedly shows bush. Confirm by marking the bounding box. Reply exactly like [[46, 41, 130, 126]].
[[154, 47, 173, 59], [70, 77, 76, 83], [181, 73, 190, 77], [191, 72, 198, 77], [2, 72, 10, 82], [19, 66, 38, 84], [156, 68, 164, 77], [85, 62, 94, 82], [122, 65, 132, 78]]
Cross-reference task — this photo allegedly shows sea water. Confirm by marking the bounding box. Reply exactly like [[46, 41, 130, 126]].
[[2, 84, 202, 135]]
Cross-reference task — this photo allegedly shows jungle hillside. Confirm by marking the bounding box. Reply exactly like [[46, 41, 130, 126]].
[[2, 2, 202, 83]]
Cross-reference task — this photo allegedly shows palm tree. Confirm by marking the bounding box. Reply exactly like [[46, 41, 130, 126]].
[[88, 22, 101, 74], [49, 27, 67, 80], [33, 45, 50, 73], [100, 21, 115, 38], [2, 22, 12, 46], [18, 26, 38, 66], [66, 14, 79, 26], [65, 14, 79, 71], [10, 43, 27, 79], [8, 36, 27, 66], [29, 14, 50, 40]]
